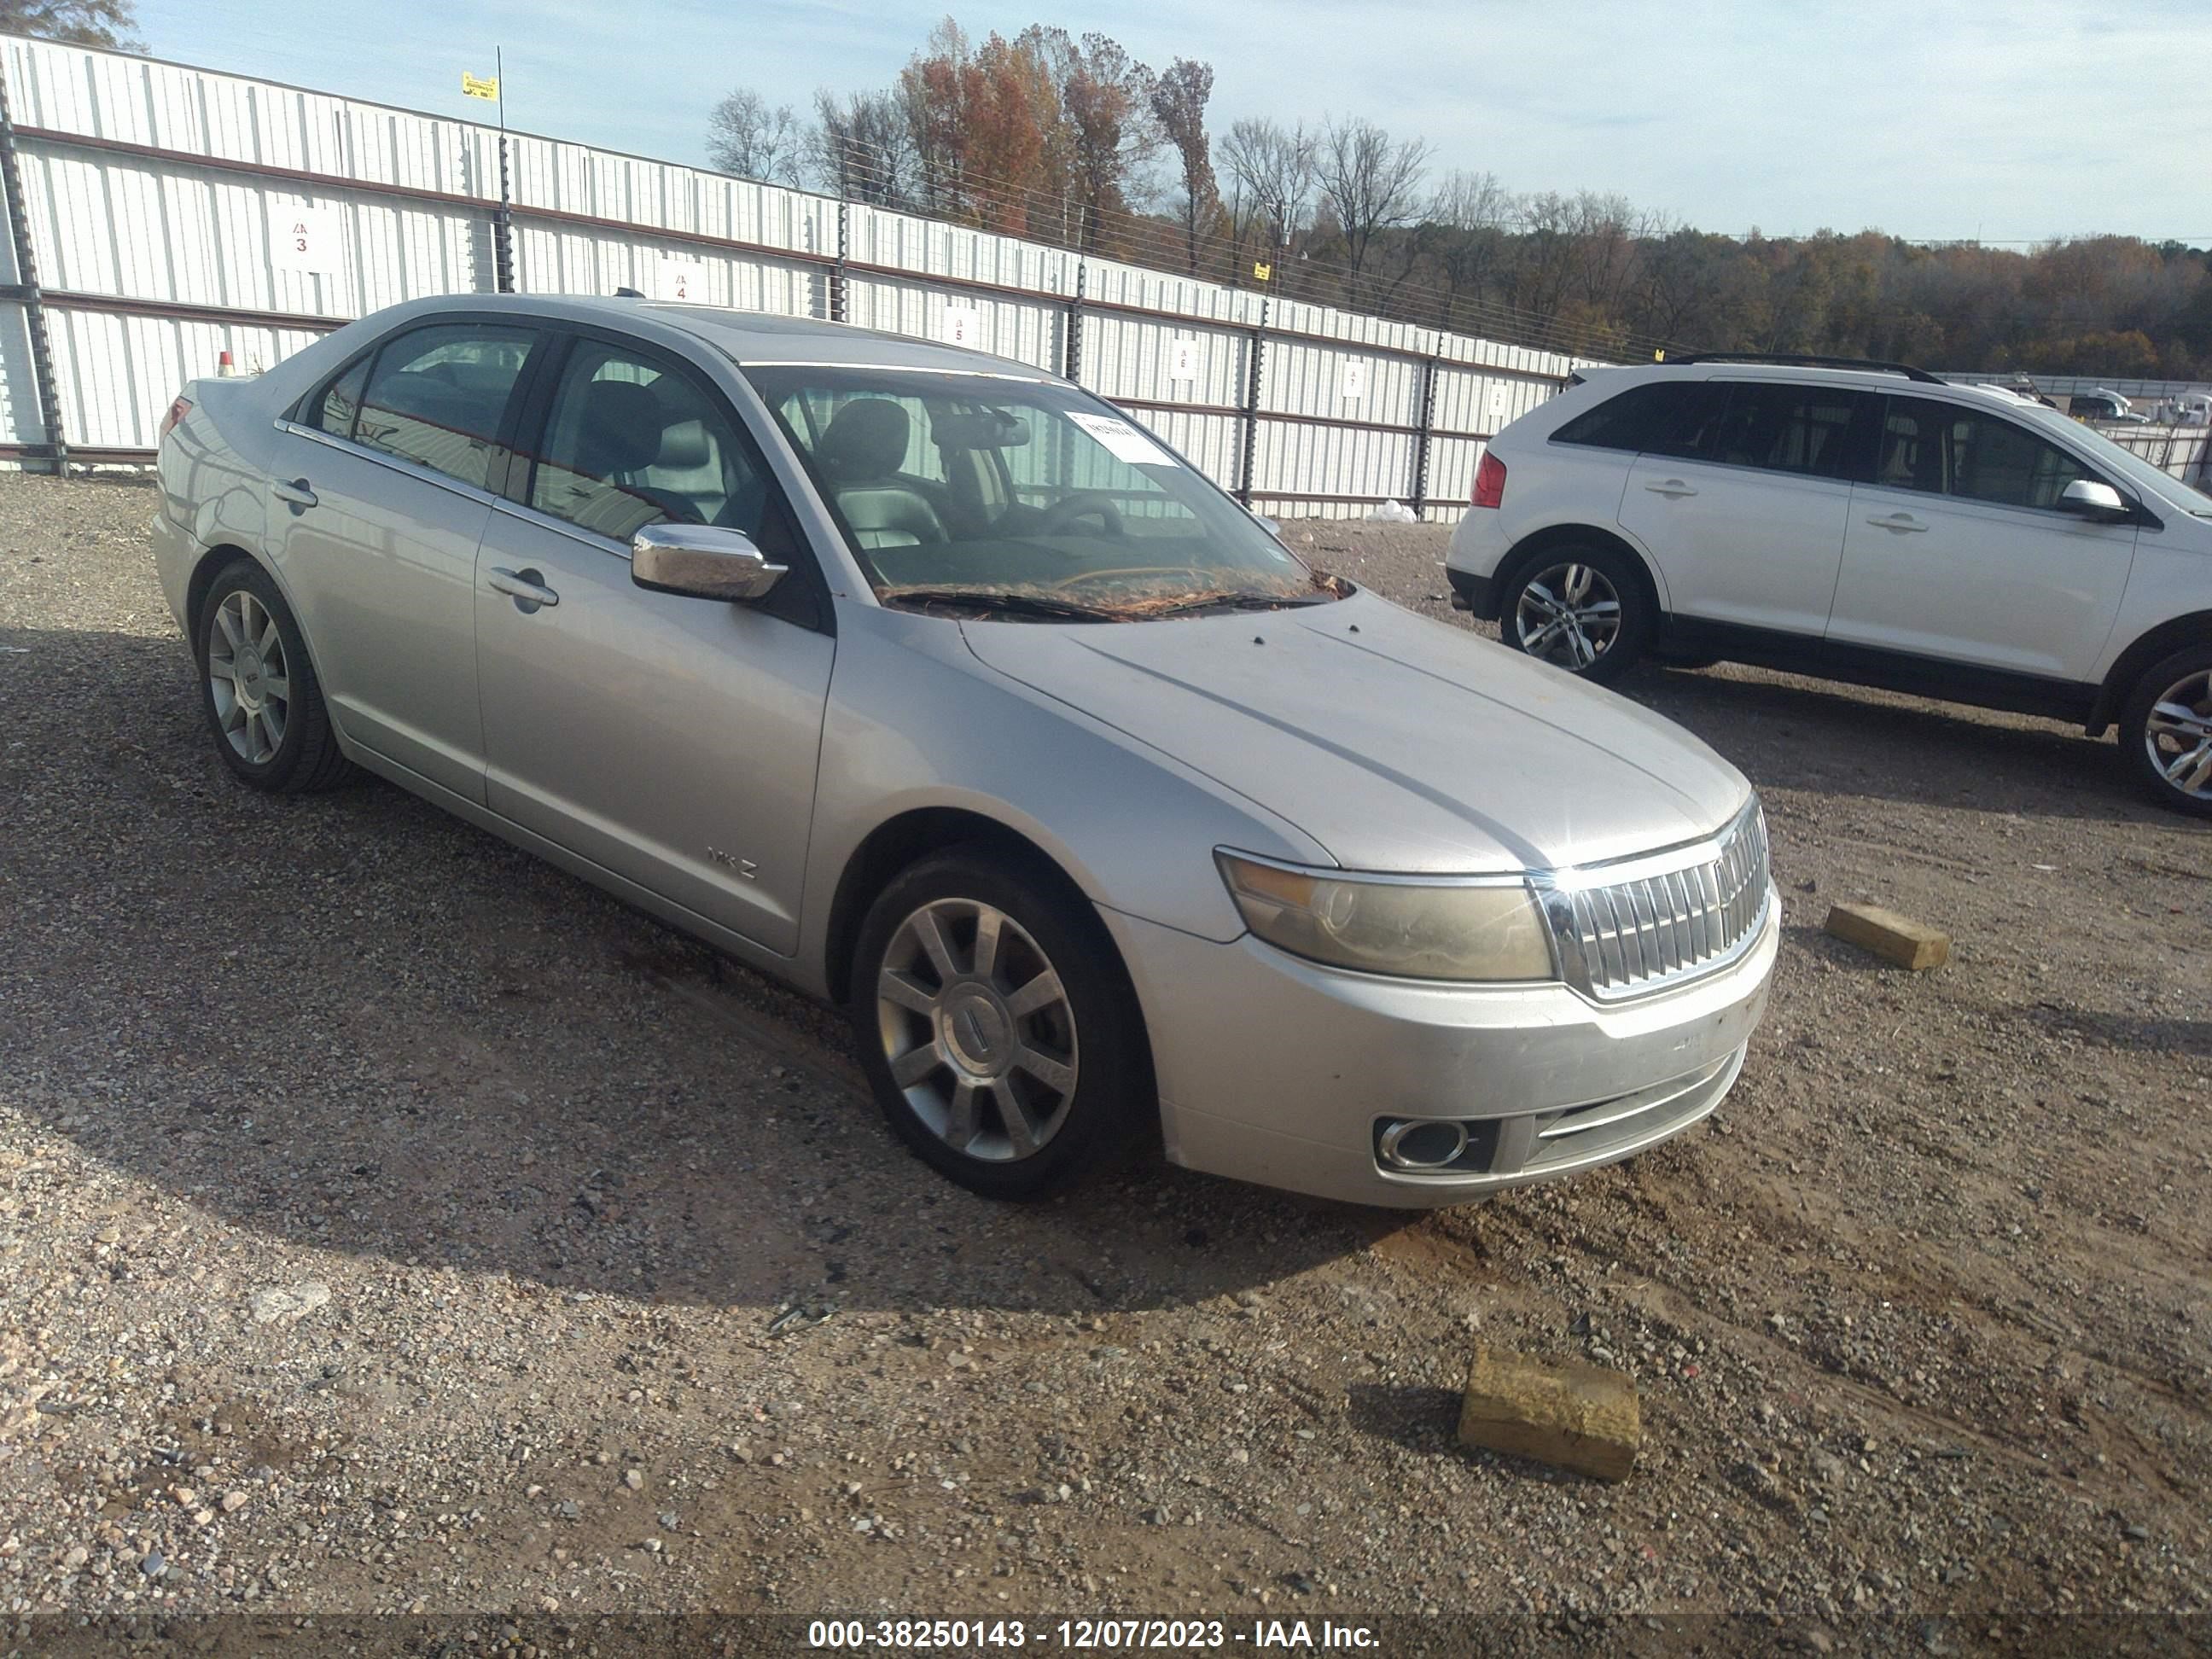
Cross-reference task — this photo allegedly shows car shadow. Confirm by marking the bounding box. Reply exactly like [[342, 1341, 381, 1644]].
[[0, 621, 1378, 1320], [2024, 1005, 2212, 1058], [1435, 608, 2164, 826], [1618, 663, 2170, 827]]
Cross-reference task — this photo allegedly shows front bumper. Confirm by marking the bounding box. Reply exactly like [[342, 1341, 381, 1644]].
[[1100, 896, 1777, 1208]]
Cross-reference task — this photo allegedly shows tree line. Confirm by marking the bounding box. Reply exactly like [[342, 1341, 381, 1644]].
[[707, 19, 2212, 376]]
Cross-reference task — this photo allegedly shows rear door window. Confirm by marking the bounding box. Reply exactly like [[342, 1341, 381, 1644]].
[[353, 324, 539, 491], [1700, 382, 1877, 480]]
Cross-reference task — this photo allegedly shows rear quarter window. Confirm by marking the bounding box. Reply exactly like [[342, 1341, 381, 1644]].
[[1552, 381, 1726, 455]]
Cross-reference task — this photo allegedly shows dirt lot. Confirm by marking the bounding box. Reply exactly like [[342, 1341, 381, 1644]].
[[2, 472, 2209, 1644]]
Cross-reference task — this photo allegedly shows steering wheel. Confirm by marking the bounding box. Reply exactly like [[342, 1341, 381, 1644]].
[[1033, 492, 1127, 538]]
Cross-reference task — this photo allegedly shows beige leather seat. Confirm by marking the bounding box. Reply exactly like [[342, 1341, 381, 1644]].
[[816, 400, 946, 550]]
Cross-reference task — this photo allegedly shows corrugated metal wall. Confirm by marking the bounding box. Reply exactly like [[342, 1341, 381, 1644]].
[[0, 33, 1589, 514]]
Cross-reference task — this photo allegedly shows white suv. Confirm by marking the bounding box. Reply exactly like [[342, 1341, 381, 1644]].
[[1446, 354, 2212, 817]]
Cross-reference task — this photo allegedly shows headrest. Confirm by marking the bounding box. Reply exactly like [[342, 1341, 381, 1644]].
[[571, 380, 663, 477], [817, 399, 911, 480], [656, 418, 713, 471]]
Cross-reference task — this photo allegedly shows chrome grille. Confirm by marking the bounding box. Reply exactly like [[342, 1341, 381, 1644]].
[[1540, 803, 1770, 1000]]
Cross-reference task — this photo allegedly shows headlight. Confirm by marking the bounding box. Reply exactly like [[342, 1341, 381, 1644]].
[[1214, 851, 1554, 982]]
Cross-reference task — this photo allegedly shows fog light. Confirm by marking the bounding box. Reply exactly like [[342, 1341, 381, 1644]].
[[1377, 1119, 1470, 1170]]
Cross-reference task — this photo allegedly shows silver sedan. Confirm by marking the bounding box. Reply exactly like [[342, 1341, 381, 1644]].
[[152, 294, 1777, 1207]]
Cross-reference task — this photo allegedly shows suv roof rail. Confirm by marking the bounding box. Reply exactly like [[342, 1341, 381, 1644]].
[[1656, 352, 1947, 386]]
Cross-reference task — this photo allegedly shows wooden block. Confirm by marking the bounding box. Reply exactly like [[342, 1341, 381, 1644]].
[[1822, 902, 1950, 970], [1457, 1347, 1640, 1481]]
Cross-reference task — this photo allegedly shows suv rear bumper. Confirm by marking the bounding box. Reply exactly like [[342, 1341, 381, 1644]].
[[1446, 567, 1499, 620]]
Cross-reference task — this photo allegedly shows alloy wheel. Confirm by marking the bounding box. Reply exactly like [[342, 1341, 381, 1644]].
[[2145, 667, 2212, 800], [874, 898, 1080, 1162], [207, 590, 291, 765], [1515, 562, 1622, 670]]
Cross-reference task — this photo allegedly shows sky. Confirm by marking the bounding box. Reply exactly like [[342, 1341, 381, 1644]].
[[136, 0, 2212, 247]]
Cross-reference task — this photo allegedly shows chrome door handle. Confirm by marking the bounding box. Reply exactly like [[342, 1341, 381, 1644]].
[[1644, 479, 1697, 498], [271, 477, 317, 509], [1865, 513, 1928, 533], [487, 567, 560, 609]]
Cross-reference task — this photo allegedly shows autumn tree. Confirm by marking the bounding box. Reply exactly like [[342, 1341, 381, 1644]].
[[1030, 28, 1156, 254], [710, 15, 2212, 375], [1149, 58, 1216, 273]]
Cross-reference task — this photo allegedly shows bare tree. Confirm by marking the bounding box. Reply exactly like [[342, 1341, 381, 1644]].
[[1565, 189, 1642, 316], [1422, 169, 1513, 326], [1507, 190, 1580, 319], [1148, 58, 1216, 274], [810, 89, 919, 207], [1219, 117, 1314, 275], [706, 89, 806, 186], [1313, 117, 1430, 299]]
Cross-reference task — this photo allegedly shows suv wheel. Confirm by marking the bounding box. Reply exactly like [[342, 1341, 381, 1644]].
[[2121, 644, 2212, 818], [849, 848, 1151, 1200], [1499, 544, 1650, 682]]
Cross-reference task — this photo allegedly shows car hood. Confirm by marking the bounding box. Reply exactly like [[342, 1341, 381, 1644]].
[[959, 590, 1750, 873]]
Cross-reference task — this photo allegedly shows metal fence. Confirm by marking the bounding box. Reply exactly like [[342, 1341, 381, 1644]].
[[0, 33, 1591, 518], [1941, 371, 2212, 402], [2093, 423, 2212, 492]]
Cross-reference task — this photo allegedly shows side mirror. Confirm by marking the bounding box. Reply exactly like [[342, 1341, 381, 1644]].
[[631, 523, 786, 602], [2057, 479, 2129, 521]]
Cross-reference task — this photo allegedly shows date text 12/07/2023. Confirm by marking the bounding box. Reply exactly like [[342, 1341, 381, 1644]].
[[806, 1618, 1382, 1650]]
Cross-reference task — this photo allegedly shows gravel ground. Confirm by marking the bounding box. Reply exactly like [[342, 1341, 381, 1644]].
[[1, 474, 2208, 1643]]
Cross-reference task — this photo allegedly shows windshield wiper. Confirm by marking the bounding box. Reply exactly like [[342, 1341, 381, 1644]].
[[1140, 589, 1333, 618], [878, 586, 1120, 622]]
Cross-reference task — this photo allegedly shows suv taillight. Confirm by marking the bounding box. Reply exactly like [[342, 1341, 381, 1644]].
[[1472, 450, 1506, 509], [159, 395, 192, 440]]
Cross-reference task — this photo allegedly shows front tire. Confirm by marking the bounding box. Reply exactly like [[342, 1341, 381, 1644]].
[[2121, 644, 2212, 818], [197, 561, 353, 793], [1499, 544, 1650, 682], [848, 848, 1152, 1200]]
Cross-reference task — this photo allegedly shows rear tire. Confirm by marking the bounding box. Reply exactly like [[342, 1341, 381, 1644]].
[[2120, 643, 2212, 818], [196, 561, 354, 794], [848, 847, 1153, 1200], [1498, 544, 1650, 683]]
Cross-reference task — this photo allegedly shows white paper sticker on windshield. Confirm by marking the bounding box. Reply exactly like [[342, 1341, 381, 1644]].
[[1068, 410, 1175, 467]]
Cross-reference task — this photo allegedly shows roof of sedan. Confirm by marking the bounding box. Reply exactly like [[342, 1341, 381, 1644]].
[[420, 292, 1059, 380]]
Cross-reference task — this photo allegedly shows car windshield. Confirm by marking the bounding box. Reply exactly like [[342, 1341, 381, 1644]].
[[744, 364, 1340, 616]]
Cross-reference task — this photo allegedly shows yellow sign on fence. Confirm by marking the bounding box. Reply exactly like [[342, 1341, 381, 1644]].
[[1252, 261, 1272, 283], [462, 73, 500, 101]]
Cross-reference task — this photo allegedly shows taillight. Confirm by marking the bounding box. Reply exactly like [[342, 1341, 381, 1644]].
[[160, 395, 192, 440], [1472, 450, 1506, 509]]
